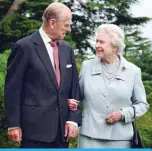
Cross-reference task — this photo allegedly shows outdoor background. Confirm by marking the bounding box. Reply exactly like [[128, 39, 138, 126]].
[[0, 0, 152, 148]]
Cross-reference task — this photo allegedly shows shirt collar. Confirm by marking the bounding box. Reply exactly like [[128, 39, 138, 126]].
[[39, 27, 52, 44]]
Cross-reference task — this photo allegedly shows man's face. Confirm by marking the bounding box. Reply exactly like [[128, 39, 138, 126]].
[[49, 10, 72, 40]]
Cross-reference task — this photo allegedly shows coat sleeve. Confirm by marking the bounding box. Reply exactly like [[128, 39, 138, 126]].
[[4, 42, 28, 128], [67, 48, 82, 126], [122, 68, 149, 123]]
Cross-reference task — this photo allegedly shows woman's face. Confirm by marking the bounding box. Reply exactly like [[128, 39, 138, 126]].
[[95, 31, 116, 59]]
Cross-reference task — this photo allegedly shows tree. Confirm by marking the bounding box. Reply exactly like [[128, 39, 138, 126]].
[[64, 0, 150, 53], [0, 50, 18, 147], [2, 0, 21, 22], [0, 0, 150, 52], [126, 39, 152, 147]]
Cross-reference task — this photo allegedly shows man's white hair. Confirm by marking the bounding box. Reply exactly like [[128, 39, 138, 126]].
[[42, 2, 71, 23], [96, 24, 126, 55]]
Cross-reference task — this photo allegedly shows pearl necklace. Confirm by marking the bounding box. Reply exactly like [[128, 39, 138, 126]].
[[102, 57, 120, 80]]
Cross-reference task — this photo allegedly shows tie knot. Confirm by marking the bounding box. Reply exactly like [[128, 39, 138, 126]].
[[50, 40, 57, 47]]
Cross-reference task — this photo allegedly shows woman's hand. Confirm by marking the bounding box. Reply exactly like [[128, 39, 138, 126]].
[[68, 99, 79, 111], [106, 110, 122, 124]]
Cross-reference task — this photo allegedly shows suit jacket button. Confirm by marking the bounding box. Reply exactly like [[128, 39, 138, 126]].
[[106, 105, 109, 108], [55, 107, 59, 112], [103, 94, 107, 97]]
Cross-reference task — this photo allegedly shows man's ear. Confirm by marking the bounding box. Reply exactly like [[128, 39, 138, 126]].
[[48, 19, 56, 29]]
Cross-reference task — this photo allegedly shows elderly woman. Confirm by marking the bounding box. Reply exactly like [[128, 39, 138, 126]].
[[68, 24, 149, 148]]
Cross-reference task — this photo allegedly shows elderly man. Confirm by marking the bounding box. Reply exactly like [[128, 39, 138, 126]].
[[4, 2, 82, 148]]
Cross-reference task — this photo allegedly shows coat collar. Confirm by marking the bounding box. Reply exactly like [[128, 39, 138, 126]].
[[91, 55, 127, 81], [115, 55, 127, 81], [32, 31, 67, 91], [58, 40, 67, 90], [32, 31, 58, 91], [91, 57, 102, 75]]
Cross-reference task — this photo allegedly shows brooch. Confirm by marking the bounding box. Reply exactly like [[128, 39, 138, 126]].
[[121, 66, 126, 72]]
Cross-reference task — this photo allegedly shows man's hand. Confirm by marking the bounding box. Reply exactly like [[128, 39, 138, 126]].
[[8, 128, 22, 145], [106, 111, 122, 124], [64, 123, 78, 140]]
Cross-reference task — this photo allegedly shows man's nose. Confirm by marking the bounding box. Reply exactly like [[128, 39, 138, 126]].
[[95, 42, 100, 48], [67, 26, 71, 33]]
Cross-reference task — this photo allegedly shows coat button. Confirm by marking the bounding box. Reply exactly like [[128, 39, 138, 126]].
[[106, 105, 109, 108], [55, 107, 59, 112], [103, 93, 107, 97]]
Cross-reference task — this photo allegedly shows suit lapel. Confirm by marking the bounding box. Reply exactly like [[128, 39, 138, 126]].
[[58, 41, 67, 90], [91, 57, 102, 75], [32, 31, 58, 91]]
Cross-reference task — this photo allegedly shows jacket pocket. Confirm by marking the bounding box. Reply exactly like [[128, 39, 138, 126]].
[[22, 99, 40, 107]]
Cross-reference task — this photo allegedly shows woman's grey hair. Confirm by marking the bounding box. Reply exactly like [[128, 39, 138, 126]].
[[96, 24, 126, 55], [42, 2, 70, 23]]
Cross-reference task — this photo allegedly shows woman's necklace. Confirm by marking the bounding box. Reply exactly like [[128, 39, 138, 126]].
[[102, 57, 120, 80]]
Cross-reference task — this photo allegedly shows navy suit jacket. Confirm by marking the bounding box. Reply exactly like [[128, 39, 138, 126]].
[[4, 31, 82, 142]]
